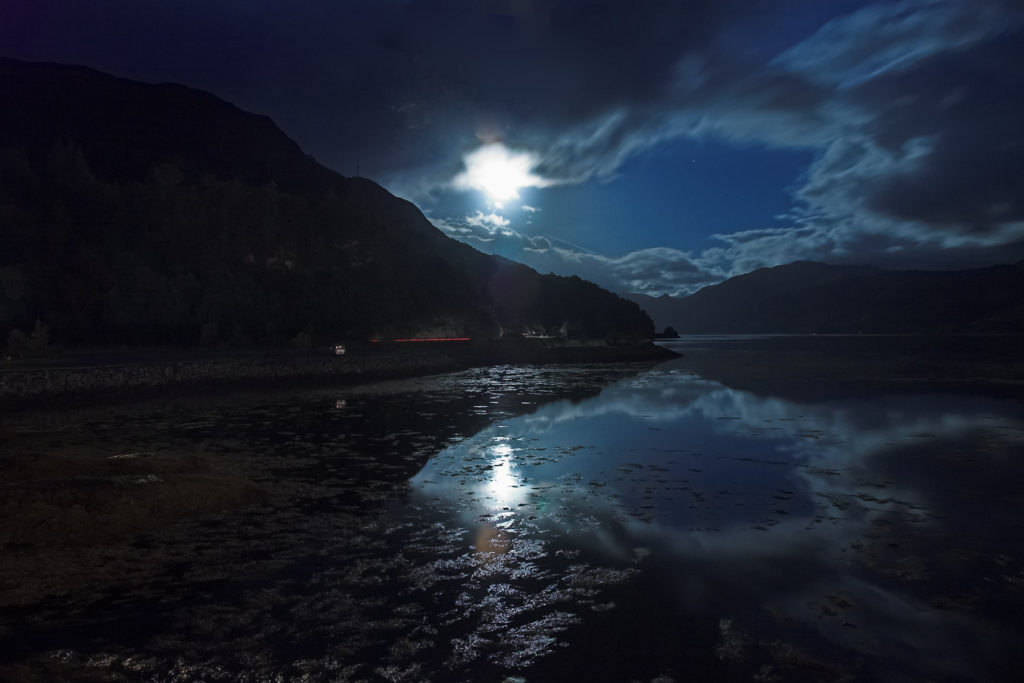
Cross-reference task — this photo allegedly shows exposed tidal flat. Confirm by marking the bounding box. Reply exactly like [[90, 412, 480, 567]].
[[0, 339, 676, 411], [2, 338, 1024, 681]]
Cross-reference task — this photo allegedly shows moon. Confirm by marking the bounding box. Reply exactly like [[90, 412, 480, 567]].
[[454, 142, 550, 202]]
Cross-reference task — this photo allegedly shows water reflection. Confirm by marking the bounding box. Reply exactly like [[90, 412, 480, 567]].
[[412, 364, 1024, 680], [4, 361, 1023, 681]]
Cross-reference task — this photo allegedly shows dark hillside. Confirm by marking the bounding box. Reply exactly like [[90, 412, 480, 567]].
[[0, 58, 335, 192], [627, 260, 1024, 334], [0, 58, 652, 348]]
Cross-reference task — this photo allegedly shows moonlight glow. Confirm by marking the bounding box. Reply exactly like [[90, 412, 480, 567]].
[[453, 142, 551, 202], [482, 441, 530, 509]]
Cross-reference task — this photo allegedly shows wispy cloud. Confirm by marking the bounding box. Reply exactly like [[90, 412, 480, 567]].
[[773, 0, 1013, 87], [434, 213, 722, 296], [465, 210, 510, 229]]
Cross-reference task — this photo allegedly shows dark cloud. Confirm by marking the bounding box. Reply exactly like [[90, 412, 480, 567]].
[[771, 0, 1012, 87], [1, 0, 734, 184], [4, 0, 1024, 290], [672, 0, 1024, 274], [853, 36, 1024, 236], [516, 0, 1024, 288]]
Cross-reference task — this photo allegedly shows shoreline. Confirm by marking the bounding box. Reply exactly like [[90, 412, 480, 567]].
[[0, 339, 678, 412]]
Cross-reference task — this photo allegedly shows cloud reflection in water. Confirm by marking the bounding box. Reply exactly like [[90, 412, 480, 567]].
[[412, 365, 1024, 680]]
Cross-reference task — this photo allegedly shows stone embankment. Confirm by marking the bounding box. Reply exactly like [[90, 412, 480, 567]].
[[0, 341, 677, 411]]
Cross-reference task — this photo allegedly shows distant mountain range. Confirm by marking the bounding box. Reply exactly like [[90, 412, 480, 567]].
[[0, 58, 652, 347], [627, 260, 1024, 334]]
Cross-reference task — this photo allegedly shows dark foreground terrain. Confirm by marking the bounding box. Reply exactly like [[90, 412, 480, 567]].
[[0, 340, 676, 411], [2, 338, 1022, 681]]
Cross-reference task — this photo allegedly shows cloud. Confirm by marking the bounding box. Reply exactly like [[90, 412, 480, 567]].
[[465, 210, 510, 229], [529, 0, 1024, 268], [697, 223, 1024, 277], [8, 0, 1024, 280], [773, 0, 1012, 87], [695, 227, 839, 277], [435, 214, 550, 253], [559, 246, 723, 295], [304, 0, 1024, 277], [2, 0, 737, 187], [434, 212, 722, 295]]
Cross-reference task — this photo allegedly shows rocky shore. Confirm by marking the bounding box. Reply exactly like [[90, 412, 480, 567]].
[[0, 340, 677, 411]]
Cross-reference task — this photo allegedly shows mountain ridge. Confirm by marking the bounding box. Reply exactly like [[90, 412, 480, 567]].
[[0, 57, 337, 192], [627, 260, 1024, 334]]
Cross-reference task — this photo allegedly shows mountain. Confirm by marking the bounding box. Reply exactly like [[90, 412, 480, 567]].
[[627, 260, 1024, 334], [0, 58, 652, 347]]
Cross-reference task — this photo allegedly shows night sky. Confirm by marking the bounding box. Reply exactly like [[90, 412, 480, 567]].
[[4, 0, 1023, 295]]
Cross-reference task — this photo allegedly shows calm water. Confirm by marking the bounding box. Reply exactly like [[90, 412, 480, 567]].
[[3, 356, 1024, 681]]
